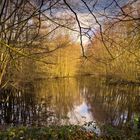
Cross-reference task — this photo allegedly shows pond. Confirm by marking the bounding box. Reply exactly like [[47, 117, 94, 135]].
[[0, 77, 140, 133]]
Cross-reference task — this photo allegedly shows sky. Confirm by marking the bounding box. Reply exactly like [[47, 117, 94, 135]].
[[43, 0, 136, 44]]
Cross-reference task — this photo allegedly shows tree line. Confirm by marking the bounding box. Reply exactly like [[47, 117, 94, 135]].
[[0, 0, 140, 88]]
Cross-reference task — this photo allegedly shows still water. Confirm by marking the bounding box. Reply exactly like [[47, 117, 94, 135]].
[[0, 77, 140, 130]]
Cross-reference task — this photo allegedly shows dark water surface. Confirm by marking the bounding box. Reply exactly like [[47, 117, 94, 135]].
[[0, 77, 140, 131]]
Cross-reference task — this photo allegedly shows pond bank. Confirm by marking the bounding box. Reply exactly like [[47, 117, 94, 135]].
[[0, 125, 140, 140]]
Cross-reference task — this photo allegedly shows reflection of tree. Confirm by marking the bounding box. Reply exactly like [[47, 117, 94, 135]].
[[0, 78, 85, 126], [0, 82, 53, 126], [1, 77, 140, 127], [79, 77, 140, 128], [36, 78, 84, 124]]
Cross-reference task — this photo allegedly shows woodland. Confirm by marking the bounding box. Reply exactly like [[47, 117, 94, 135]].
[[0, 0, 140, 139]]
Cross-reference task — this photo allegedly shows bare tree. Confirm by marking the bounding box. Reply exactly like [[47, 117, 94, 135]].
[[0, 0, 140, 86]]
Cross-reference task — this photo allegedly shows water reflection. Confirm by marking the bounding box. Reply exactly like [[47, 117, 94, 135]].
[[0, 83, 54, 126], [0, 77, 140, 129], [67, 101, 93, 124], [79, 77, 140, 128]]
